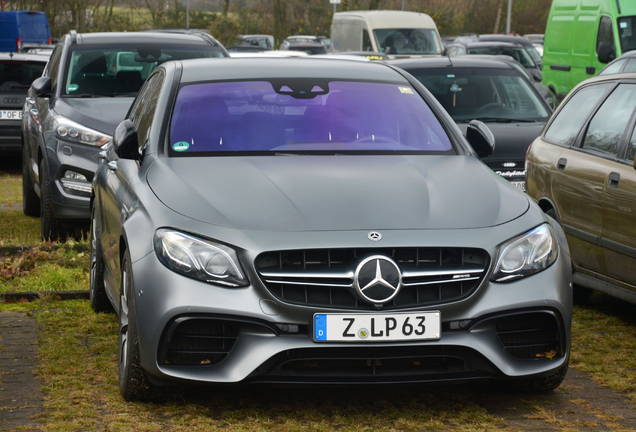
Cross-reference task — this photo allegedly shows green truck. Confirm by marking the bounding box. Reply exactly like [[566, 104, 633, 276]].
[[543, 0, 636, 99]]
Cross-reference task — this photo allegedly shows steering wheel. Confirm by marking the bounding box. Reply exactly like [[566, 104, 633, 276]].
[[474, 102, 506, 117]]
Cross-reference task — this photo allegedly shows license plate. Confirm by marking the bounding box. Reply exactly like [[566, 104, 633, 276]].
[[0, 110, 22, 120], [314, 311, 441, 342], [511, 181, 526, 192]]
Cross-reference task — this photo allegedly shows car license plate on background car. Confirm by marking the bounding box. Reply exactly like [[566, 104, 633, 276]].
[[511, 181, 526, 192], [0, 110, 22, 120], [314, 311, 441, 342]]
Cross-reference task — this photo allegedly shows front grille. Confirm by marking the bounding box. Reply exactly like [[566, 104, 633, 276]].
[[255, 248, 489, 310], [254, 345, 495, 382], [158, 318, 239, 366], [495, 312, 561, 359]]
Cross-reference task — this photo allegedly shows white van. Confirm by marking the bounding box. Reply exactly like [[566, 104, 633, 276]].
[[330, 10, 444, 59]]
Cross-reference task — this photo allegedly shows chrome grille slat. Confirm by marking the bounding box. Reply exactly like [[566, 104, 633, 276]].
[[255, 247, 490, 310]]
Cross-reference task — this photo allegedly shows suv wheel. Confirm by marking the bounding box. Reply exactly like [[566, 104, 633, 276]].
[[89, 205, 113, 313], [39, 158, 66, 241], [22, 146, 40, 217]]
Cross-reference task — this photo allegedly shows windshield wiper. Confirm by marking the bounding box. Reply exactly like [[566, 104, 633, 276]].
[[457, 117, 538, 123]]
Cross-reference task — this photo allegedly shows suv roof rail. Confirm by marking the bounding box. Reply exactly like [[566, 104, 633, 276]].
[[69, 30, 77, 44]]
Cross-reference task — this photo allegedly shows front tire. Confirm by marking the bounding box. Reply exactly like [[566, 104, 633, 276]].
[[39, 158, 66, 241], [119, 249, 159, 402], [89, 205, 113, 313], [22, 145, 40, 217]]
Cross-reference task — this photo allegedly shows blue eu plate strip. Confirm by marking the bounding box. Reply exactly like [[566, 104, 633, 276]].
[[314, 314, 327, 341]]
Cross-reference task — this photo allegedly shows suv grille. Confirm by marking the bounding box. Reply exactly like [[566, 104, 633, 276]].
[[158, 318, 239, 366], [255, 248, 489, 310]]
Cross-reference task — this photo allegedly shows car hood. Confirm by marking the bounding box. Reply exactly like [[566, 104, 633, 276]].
[[457, 122, 545, 162], [146, 155, 529, 232], [51, 97, 135, 136]]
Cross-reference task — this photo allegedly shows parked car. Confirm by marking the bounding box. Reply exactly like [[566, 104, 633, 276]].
[[446, 41, 542, 83], [18, 42, 54, 57], [22, 30, 229, 240], [226, 34, 274, 52], [526, 73, 636, 304], [542, 0, 636, 99], [331, 10, 444, 58], [598, 50, 636, 75], [0, 11, 51, 52], [90, 57, 572, 401], [279, 41, 327, 55], [280, 35, 330, 50], [391, 56, 552, 189], [0, 53, 47, 154], [454, 34, 543, 69]]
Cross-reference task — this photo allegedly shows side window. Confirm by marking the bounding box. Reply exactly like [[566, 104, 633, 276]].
[[46, 45, 63, 88], [544, 84, 611, 146], [582, 84, 636, 156], [624, 58, 636, 73], [627, 127, 636, 162], [599, 59, 625, 76], [362, 30, 373, 51], [130, 73, 163, 152], [597, 16, 615, 54]]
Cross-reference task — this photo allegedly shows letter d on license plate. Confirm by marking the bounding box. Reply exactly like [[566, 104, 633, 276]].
[[314, 311, 441, 342]]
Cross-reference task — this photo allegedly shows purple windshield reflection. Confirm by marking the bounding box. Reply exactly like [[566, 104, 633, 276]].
[[169, 81, 452, 153]]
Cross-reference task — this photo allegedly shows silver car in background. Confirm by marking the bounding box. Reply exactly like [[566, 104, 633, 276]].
[[90, 58, 573, 401]]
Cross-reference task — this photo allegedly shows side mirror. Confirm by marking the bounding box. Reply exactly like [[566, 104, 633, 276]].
[[598, 41, 615, 64], [113, 119, 140, 160], [31, 76, 51, 97], [466, 120, 495, 158], [533, 73, 542, 83]]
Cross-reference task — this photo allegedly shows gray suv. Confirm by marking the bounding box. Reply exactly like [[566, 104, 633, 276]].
[[22, 30, 227, 240]]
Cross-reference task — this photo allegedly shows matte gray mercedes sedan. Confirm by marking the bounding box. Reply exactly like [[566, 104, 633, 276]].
[[89, 57, 573, 401]]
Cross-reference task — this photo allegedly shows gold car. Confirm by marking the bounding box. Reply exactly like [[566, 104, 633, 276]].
[[527, 73, 636, 304]]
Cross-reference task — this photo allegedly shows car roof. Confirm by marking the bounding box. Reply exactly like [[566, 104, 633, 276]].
[[0, 52, 50, 62], [463, 41, 522, 49], [387, 56, 517, 70], [73, 32, 214, 46], [477, 35, 533, 46], [177, 58, 406, 84], [286, 42, 325, 47], [571, 72, 636, 90]]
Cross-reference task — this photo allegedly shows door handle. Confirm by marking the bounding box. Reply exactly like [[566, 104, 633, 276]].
[[107, 161, 118, 171], [557, 158, 567, 171], [608, 171, 620, 188]]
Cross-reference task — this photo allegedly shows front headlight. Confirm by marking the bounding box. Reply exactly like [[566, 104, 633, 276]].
[[491, 224, 558, 282], [54, 116, 112, 146], [154, 229, 249, 287]]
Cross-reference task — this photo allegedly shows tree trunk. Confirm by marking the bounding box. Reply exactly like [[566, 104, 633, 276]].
[[493, 0, 504, 33], [273, 0, 287, 48], [223, 0, 231, 16], [368, 0, 380, 10]]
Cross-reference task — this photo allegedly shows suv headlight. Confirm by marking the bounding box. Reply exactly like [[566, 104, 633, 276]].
[[154, 229, 249, 287], [54, 116, 111, 146], [491, 224, 558, 282]]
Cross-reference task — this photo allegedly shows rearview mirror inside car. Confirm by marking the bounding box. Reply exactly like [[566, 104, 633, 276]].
[[113, 119, 140, 160], [466, 120, 495, 158]]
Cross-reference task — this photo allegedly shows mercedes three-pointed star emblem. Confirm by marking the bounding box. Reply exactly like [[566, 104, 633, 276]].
[[353, 255, 402, 304]]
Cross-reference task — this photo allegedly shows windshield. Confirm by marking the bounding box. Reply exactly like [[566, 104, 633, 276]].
[[467, 46, 536, 68], [0, 60, 46, 89], [374, 29, 443, 55], [169, 80, 454, 155], [62, 45, 224, 97], [410, 68, 549, 122], [618, 17, 636, 54]]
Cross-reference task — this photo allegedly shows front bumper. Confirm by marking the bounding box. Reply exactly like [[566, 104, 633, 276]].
[[131, 242, 572, 385], [43, 137, 100, 222]]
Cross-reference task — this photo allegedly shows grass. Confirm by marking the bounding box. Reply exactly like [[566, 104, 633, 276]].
[[0, 173, 21, 204], [0, 210, 41, 245]]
